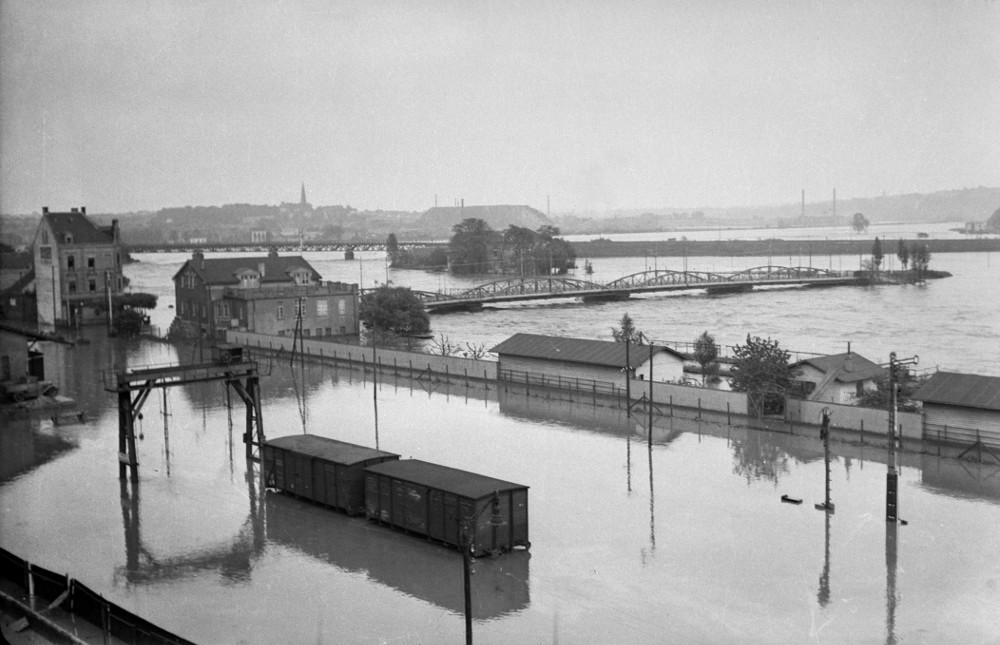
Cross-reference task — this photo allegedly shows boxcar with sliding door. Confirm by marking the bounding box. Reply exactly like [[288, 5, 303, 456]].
[[364, 459, 529, 556], [264, 435, 399, 515]]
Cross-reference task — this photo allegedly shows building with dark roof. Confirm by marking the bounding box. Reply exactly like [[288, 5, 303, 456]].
[[912, 371, 1000, 438], [790, 352, 886, 404], [31, 207, 124, 327], [490, 332, 686, 385], [171, 250, 358, 338]]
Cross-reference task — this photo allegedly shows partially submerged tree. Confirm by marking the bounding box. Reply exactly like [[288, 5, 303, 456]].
[[359, 285, 430, 342], [427, 333, 460, 356], [911, 243, 931, 282], [611, 313, 643, 345], [449, 218, 496, 275], [852, 212, 870, 233], [871, 237, 883, 278], [693, 330, 719, 385], [730, 334, 795, 416], [896, 239, 909, 272]]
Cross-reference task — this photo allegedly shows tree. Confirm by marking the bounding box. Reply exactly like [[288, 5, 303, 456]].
[[911, 243, 931, 282], [359, 286, 430, 340], [871, 237, 883, 277], [852, 212, 869, 233], [896, 239, 909, 272], [730, 334, 796, 416], [611, 313, 643, 345], [385, 232, 399, 265], [449, 218, 496, 275], [427, 333, 459, 356], [693, 330, 719, 385]]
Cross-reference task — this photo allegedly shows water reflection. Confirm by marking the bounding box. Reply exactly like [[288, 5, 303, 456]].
[[264, 492, 530, 620], [918, 453, 1000, 504], [116, 465, 266, 586], [885, 521, 899, 645], [0, 416, 77, 482]]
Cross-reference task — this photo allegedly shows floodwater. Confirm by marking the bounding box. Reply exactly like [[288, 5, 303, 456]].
[[2, 241, 1000, 644]]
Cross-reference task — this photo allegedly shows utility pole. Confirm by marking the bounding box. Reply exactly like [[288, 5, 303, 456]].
[[815, 408, 834, 512], [886, 352, 918, 523]]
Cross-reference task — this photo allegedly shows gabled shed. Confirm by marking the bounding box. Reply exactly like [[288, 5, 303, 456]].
[[490, 333, 686, 385], [912, 371, 1000, 438]]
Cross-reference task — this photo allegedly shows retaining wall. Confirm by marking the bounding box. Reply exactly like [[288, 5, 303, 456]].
[[629, 378, 749, 416]]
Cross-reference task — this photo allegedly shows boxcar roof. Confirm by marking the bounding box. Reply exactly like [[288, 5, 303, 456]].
[[365, 459, 527, 499], [912, 371, 1000, 412], [267, 435, 399, 465]]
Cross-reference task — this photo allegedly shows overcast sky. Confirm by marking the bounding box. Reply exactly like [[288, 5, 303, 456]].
[[2, 0, 998, 215]]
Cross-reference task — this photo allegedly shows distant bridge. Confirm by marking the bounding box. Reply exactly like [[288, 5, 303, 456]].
[[128, 240, 445, 254], [409, 266, 865, 312]]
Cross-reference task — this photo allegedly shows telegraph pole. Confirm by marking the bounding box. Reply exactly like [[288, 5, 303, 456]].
[[815, 408, 834, 512], [886, 352, 918, 523]]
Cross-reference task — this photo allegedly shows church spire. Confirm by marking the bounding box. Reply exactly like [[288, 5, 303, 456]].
[[300, 181, 307, 205]]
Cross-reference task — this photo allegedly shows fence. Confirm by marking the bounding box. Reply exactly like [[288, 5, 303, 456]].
[[0, 546, 193, 645], [924, 422, 1000, 454], [785, 398, 923, 441], [227, 331, 497, 382], [497, 368, 749, 421]]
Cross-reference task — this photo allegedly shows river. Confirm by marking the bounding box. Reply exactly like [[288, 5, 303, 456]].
[[1, 237, 999, 644]]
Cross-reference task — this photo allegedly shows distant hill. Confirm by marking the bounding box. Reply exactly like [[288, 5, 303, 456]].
[[414, 205, 551, 237]]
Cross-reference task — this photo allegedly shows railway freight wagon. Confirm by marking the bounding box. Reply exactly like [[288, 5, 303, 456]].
[[364, 460, 529, 556], [264, 435, 400, 515]]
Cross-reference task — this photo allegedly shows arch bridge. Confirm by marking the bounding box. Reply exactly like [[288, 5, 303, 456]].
[[413, 266, 862, 312]]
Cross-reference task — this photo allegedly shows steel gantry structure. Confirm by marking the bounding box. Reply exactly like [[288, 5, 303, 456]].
[[105, 353, 265, 483]]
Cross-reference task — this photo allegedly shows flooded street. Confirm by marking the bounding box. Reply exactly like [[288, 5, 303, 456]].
[[2, 244, 1000, 643]]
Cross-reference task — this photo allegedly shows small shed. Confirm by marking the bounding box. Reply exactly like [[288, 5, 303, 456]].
[[790, 352, 886, 404], [490, 333, 686, 386], [211, 343, 244, 365], [912, 372, 1000, 440], [364, 459, 529, 556], [264, 435, 400, 515]]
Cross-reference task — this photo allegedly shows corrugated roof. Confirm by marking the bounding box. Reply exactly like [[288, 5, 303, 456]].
[[792, 352, 885, 383], [490, 333, 681, 368], [173, 255, 322, 285], [41, 211, 115, 245], [912, 372, 1000, 412], [364, 459, 527, 500], [267, 435, 399, 466]]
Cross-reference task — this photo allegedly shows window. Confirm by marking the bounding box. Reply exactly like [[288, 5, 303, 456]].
[[338, 299, 346, 316], [88, 279, 97, 292], [855, 381, 865, 397], [294, 299, 305, 318], [40, 247, 52, 263], [316, 299, 329, 317], [41, 230, 48, 244], [303, 329, 311, 337], [67, 255, 75, 269], [87, 257, 95, 269], [68, 281, 77, 294], [277, 304, 284, 320]]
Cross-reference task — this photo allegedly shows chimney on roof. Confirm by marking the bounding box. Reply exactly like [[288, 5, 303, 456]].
[[193, 250, 205, 269], [42, 206, 49, 214], [81, 206, 86, 214]]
